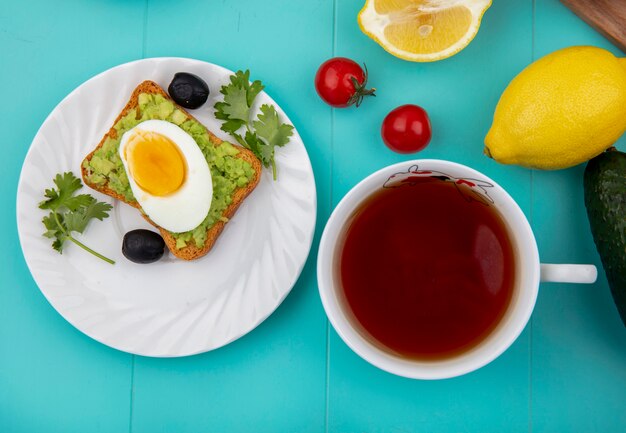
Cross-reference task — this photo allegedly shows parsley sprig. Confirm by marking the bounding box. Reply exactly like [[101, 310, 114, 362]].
[[214, 70, 294, 180], [39, 172, 115, 264]]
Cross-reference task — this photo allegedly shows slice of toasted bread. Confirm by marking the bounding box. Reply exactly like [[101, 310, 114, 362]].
[[81, 80, 262, 261]]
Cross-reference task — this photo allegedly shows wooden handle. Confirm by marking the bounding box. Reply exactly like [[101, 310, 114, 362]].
[[561, 0, 626, 53]]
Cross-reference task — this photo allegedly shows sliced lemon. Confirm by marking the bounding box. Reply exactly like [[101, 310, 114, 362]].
[[358, 0, 492, 62]]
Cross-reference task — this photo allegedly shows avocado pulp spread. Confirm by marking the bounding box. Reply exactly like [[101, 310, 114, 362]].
[[82, 92, 255, 249]]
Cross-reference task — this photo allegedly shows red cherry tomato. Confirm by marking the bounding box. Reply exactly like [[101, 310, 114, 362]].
[[381, 104, 432, 153], [314, 57, 376, 108]]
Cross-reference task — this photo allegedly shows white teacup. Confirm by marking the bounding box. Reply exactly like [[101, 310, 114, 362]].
[[317, 160, 597, 380]]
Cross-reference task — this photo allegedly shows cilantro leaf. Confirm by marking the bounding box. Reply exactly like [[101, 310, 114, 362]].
[[213, 70, 292, 180], [39, 172, 83, 210], [244, 131, 272, 167], [42, 212, 60, 232], [227, 69, 251, 89], [64, 200, 113, 234], [42, 213, 63, 240], [231, 132, 247, 148], [42, 212, 66, 253], [64, 194, 96, 212], [42, 229, 59, 239], [253, 104, 294, 148], [227, 70, 265, 106], [52, 237, 65, 253], [40, 172, 115, 264], [246, 79, 264, 107], [218, 85, 249, 122], [214, 108, 246, 135], [214, 70, 265, 131]]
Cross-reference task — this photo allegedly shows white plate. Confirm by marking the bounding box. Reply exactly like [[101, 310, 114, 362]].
[[16, 58, 316, 357]]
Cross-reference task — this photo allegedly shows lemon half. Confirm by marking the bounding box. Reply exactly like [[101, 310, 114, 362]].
[[358, 0, 492, 62]]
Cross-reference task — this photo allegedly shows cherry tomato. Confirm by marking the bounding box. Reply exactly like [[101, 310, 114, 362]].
[[314, 57, 376, 108], [381, 104, 432, 153]]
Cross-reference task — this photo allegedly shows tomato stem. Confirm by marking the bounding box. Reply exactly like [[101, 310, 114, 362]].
[[348, 63, 376, 108]]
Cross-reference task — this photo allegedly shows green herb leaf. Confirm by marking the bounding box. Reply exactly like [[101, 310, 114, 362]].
[[62, 194, 94, 212], [213, 71, 292, 180], [253, 104, 294, 148], [42, 212, 66, 252], [42, 212, 60, 232], [231, 132, 247, 148], [218, 85, 249, 122], [246, 79, 264, 107], [244, 131, 272, 167], [52, 237, 65, 253], [40, 172, 115, 264], [215, 115, 246, 135], [39, 172, 83, 211], [214, 70, 265, 128], [228, 70, 265, 106], [64, 200, 113, 234]]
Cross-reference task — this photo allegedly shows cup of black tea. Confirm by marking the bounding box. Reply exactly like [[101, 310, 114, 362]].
[[317, 160, 597, 379]]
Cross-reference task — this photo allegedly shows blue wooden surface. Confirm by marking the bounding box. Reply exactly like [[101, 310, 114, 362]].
[[1, 0, 625, 432]]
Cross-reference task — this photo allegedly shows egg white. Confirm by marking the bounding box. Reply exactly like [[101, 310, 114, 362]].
[[119, 119, 213, 233]]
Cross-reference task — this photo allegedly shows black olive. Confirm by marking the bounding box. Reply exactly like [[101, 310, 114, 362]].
[[122, 229, 166, 264], [168, 72, 210, 109]]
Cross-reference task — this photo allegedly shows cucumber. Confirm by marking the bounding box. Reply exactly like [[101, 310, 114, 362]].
[[584, 148, 626, 326]]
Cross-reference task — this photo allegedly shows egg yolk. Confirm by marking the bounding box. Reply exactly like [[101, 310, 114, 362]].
[[125, 130, 186, 196]]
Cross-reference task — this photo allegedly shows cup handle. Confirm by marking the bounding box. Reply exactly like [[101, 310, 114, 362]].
[[540, 264, 598, 284]]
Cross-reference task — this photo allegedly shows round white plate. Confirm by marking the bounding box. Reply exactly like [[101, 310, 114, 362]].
[[16, 58, 316, 357]]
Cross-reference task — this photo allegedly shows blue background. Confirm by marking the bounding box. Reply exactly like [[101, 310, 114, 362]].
[[2, 0, 626, 431]]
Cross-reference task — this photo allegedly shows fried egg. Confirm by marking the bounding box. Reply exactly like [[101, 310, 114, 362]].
[[118, 119, 213, 233]]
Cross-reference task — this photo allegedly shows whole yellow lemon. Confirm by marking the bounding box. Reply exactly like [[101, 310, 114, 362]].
[[485, 46, 626, 170]]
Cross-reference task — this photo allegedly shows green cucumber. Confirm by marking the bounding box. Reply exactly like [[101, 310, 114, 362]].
[[584, 148, 626, 326]]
